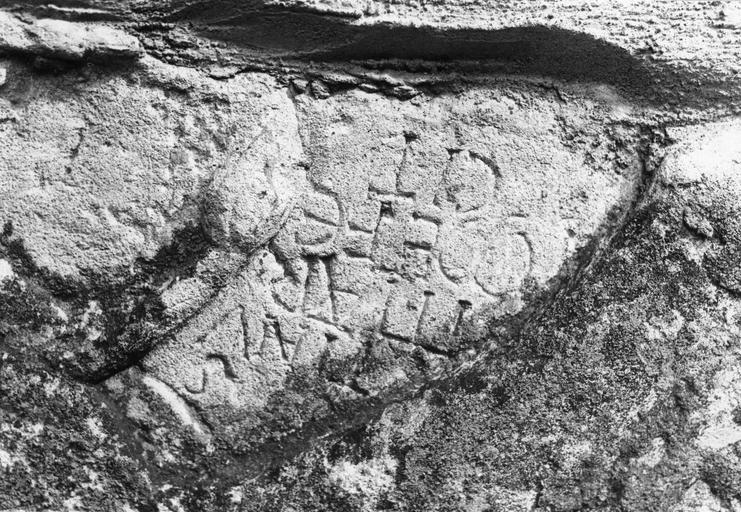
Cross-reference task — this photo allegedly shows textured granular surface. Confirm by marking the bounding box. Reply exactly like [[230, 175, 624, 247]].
[[1, 2, 741, 511]]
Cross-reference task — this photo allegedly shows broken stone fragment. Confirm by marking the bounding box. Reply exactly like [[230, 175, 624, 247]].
[[0, 12, 142, 62]]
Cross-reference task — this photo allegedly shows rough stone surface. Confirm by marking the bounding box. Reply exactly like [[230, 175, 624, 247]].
[[0, 11, 142, 62], [1, 2, 741, 511]]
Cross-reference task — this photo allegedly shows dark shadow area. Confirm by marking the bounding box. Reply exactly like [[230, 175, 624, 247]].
[[170, 9, 735, 112], [196, 14, 647, 81], [175, 12, 734, 112], [0, 221, 215, 383], [3, 1, 740, 110]]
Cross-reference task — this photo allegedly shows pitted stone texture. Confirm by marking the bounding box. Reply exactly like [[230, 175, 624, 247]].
[[143, 83, 645, 438], [200, 99, 303, 252], [0, 59, 303, 279]]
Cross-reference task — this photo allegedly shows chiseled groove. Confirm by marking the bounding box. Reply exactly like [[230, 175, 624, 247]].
[[140, 374, 213, 442]]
